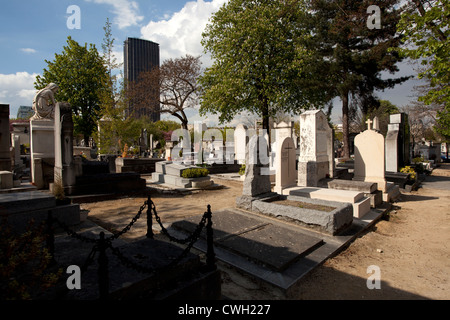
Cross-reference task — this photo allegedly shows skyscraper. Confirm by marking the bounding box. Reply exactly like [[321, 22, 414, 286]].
[[124, 37, 160, 121]]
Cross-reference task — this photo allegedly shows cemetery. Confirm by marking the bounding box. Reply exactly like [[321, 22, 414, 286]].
[[1, 97, 449, 300]]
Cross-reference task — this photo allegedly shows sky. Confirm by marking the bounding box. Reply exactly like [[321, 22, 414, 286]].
[[0, 0, 424, 126]]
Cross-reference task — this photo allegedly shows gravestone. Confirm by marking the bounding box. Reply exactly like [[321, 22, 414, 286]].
[[54, 102, 77, 194], [236, 135, 274, 210], [298, 110, 334, 187], [0, 104, 12, 171], [353, 119, 387, 192], [274, 137, 297, 194], [193, 121, 206, 164], [385, 113, 410, 172], [272, 121, 294, 173], [234, 124, 248, 164]]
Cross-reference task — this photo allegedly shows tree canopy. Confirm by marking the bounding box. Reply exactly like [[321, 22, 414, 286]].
[[307, 0, 410, 158], [127, 54, 202, 130], [396, 0, 449, 140], [35, 36, 109, 141], [199, 0, 331, 132]]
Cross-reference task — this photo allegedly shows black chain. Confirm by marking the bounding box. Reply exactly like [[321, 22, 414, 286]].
[[150, 199, 207, 244], [48, 197, 211, 278], [106, 200, 148, 241]]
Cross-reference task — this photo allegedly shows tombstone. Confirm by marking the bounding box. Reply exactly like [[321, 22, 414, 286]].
[[30, 116, 55, 189], [274, 121, 294, 145], [54, 102, 77, 194], [11, 134, 22, 170], [0, 104, 12, 171], [385, 113, 410, 172], [297, 110, 334, 187], [372, 116, 380, 132], [274, 137, 297, 194], [272, 121, 294, 172], [354, 118, 387, 192], [193, 121, 207, 153], [236, 135, 274, 210], [234, 124, 248, 164]]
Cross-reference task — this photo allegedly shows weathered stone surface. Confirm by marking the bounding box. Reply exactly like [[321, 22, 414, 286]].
[[328, 179, 377, 193], [251, 195, 353, 235], [242, 135, 271, 197]]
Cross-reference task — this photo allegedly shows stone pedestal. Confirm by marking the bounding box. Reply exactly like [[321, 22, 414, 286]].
[[30, 119, 55, 189]]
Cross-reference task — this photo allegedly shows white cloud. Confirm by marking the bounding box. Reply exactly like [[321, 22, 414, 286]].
[[20, 48, 37, 54], [85, 0, 144, 29], [0, 72, 39, 118], [140, 0, 227, 65]]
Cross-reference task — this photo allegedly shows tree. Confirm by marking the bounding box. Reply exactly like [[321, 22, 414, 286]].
[[35, 36, 109, 141], [308, 0, 411, 159], [199, 0, 332, 136], [127, 55, 203, 130], [395, 0, 449, 140], [95, 19, 142, 155], [349, 99, 399, 135]]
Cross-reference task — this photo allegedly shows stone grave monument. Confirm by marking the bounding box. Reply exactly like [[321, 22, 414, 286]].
[[297, 110, 334, 187], [234, 124, 248, 164], [353, 118, 399, 202], [30, 83, 60, 189], [274, 136, 297, 194], [385, 113, 410, 172], [236, 134, 275, 210]]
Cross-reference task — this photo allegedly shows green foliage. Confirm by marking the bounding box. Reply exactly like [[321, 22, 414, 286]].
[[199, 0, 330, 129], [396, 0, 449, 109], [239, 164, 246, 176], [0, 220, 62, 300], [307, 0, 409, 158], [35, 36, 109, 141], [181, 168, 209, 178]]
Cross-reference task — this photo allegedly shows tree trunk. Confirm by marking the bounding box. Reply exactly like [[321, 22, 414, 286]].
[[342, 92, 350, 160], [261, 98, 271, 152]]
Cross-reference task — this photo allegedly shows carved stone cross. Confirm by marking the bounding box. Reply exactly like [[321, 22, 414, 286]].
[[366, 118, 373, 131]]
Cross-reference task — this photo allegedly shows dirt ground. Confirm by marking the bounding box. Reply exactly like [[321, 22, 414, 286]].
[[81, 164, 450, 300]]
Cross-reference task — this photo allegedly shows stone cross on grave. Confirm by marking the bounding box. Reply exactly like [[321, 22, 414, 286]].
[[366, 118, 373, 131]]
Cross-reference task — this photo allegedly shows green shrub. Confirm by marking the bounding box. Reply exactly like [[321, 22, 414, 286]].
[[239, 164, 246, 176], [181, 168, 209, 178]]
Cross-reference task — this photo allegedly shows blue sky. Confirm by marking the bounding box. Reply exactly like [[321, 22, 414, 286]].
[[0, 0, 423, 126]]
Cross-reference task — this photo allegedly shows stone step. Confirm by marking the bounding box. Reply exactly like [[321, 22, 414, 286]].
[[287, 187, 364, 203], [286, 187, 371, 218], [152, 172, 212, 188], [327, 179, 382, 208], [328, 179, 377, 193]]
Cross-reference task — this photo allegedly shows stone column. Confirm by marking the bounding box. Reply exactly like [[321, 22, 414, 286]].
[[54, 102, 75, 194]]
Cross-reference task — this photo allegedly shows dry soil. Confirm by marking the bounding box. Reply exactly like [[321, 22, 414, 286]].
[[81, 164, 450, 300]]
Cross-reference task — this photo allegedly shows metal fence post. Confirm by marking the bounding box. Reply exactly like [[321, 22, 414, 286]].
[[98, 231, 109, 300], [205, 205, 216, 271], [146, 196, 154, 239]]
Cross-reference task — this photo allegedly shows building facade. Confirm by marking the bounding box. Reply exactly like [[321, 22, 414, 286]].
[[124, 37, 160, 121]]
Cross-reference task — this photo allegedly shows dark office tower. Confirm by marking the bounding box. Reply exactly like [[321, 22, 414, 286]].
[[124, 37, 160, 121]]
